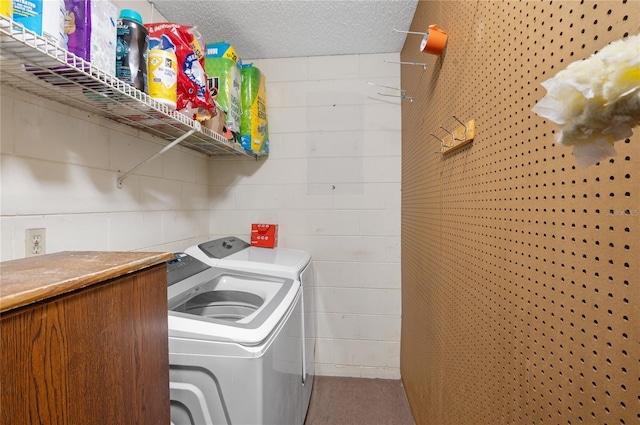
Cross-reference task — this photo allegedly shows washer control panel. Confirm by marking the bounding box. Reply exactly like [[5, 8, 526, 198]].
[[166, 253, 210, 286], [198, 236, 250, 259]]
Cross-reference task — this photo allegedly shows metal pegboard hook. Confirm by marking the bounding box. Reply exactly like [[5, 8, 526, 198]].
[[384, 60, 427, 71], [378, 92, 413, 102], [431, 134, 445, 154], [440, 126, 455, 141], [392, 28, 426, 36], [367, 82, 406, 94], [431, 133, 453, 148], [453, 116, 468, 140]]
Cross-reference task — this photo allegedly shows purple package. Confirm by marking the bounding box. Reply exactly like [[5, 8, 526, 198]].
[[64, 0, 91, 62]]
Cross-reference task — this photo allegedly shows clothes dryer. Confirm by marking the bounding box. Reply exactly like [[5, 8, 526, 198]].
[[167, 253, 303, 425], [185, 237, 316, 421]]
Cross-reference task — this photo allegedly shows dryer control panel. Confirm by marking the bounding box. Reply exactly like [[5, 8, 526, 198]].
[[167, 253, 210, 286]]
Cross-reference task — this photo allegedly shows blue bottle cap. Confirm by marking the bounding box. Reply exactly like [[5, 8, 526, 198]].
[[119, 9, 143, 24]]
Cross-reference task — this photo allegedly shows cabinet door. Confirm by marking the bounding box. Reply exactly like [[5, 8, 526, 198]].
[[1, 264, 170, 425]]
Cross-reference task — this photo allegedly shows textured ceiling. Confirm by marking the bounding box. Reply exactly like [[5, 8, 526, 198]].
[[148, 0, 419, 59]]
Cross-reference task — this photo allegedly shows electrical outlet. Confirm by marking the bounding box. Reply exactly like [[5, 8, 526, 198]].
[[25, 228, 46, 257]]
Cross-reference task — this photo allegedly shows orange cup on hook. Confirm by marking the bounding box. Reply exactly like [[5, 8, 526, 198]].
[[420, 25, 448, 55]]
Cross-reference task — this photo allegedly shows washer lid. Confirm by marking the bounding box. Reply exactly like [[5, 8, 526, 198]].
[[186, 237, 311, 279], [219, 246, 311, 279]]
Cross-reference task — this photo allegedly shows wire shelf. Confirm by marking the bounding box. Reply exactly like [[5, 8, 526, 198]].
[[0, 15, 254, 158]]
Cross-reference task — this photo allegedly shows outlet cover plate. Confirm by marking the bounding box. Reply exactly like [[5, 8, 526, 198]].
[[25, 228, 46, 257]]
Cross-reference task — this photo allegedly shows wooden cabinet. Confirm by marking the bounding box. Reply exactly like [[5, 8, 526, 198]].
[[0, 251, 173, 425]]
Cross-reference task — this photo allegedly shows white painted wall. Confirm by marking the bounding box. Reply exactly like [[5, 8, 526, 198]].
[[0, 1, 211, 260], [0, 84, 211, 259], [0, 0, 402, 376], [208, 53, 402, 378]]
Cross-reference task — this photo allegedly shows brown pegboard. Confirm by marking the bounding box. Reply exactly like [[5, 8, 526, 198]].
[[400, 1, 639, 424]]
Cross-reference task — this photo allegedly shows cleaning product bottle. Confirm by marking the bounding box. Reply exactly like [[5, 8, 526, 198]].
[[148, 48, 178, 110], [116, 9, 148, 92]]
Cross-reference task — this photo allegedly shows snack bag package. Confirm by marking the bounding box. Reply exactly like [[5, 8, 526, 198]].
[[146, 23, 213, 120], [205, 42, 242, 134]]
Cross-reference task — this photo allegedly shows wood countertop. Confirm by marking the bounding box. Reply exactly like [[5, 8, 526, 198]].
[[0, 251, 173, 313]]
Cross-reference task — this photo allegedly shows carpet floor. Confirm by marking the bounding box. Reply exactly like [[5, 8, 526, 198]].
[[304, 376, 415, 425]]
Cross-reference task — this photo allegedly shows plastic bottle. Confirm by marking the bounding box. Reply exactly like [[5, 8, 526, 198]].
[[116, 9, 148, 92], [148, 49, 178, 110]]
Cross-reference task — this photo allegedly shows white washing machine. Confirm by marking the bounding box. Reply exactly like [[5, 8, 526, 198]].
[[185, 237, 316, 423], [166, 253, 303, 425]]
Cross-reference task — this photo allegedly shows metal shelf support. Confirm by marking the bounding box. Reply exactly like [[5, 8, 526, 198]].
[[117, 129, 197, 188]]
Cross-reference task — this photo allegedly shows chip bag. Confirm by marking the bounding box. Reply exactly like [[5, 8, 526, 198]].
[[146, 23, 213, 120]]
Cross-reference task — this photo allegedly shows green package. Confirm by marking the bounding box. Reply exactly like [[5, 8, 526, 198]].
[[205, 43, 242, 133], [240, 63, 269, 154]]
